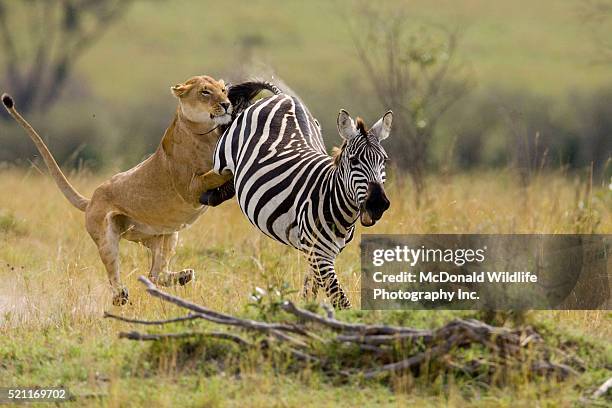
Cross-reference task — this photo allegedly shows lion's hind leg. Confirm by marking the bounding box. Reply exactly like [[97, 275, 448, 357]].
[[87, 211, 128, 306], [144, 233, 194, 287]]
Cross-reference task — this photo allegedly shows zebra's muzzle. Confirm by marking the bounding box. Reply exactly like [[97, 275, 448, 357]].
[[360, 182, 390, 227]]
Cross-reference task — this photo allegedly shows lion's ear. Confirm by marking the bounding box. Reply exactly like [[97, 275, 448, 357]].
[[171, 83, 190, 98], [218, 79, 225, 88]]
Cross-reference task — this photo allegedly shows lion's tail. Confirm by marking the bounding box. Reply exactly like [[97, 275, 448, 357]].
[[2, 93, 90, 211]]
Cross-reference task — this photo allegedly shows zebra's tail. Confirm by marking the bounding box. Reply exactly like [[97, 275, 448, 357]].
[[226, 80, 282, 120]]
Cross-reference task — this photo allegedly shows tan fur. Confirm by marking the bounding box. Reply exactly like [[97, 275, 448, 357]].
[[331, 142, 346, 166], [2, 75, 232, 305]]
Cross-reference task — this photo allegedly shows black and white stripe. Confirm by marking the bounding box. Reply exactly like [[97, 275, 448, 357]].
[[213, 86, 392, 308]]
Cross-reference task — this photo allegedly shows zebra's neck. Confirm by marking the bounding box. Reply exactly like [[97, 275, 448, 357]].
[[323, 163, 360, 233]]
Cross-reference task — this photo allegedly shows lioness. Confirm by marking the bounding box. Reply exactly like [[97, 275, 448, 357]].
[[2, 75, 233, 306]]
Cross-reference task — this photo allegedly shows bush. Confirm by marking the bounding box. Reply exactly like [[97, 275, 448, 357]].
[[1, 83, 610, 182], [439, 86, 612, 179]]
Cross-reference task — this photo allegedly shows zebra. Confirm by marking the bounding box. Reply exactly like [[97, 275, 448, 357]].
[[199, 82, 393, 308]]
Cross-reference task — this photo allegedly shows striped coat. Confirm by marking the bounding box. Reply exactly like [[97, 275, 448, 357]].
[[211, 86, 392, 308]]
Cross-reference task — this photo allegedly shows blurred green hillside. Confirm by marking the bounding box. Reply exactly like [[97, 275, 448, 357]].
[[0, 0, 611, 172], [77, 0, 611, 101]]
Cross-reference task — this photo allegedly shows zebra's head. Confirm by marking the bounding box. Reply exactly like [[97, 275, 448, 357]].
[[336, 109, 392, 227]]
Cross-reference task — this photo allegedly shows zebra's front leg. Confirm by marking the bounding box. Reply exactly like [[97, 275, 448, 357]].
[[308, 256, 351, 309], [196, 170, 235, 206]]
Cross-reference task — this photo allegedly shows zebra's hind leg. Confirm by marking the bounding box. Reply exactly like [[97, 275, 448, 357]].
[[309, 257, 351, 309]]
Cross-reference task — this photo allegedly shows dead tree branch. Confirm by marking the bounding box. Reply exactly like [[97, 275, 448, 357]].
[[104, 311, 201, 325], [118, 330, 252, 347], [592, 376, 612, 399], [104, 276, 584, 384]]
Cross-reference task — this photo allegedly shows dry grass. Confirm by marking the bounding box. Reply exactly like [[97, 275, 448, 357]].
[[0, 167, 610, 406]]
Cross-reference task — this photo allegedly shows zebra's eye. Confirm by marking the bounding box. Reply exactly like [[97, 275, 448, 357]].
[[349, 156, 359, 166]]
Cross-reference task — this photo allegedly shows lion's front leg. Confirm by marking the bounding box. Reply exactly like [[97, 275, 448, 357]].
[[192, 170, 233, 194]]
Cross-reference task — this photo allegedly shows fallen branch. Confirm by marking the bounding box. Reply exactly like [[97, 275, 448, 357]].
[[118, 330, 251, 347], [592, 376, 612, 399], [104, 312, 200, 325], [138, 276, 307, 335], [281, 300, 421, 335], [103, 276, 583, 384], [358, 333, 462, 379]]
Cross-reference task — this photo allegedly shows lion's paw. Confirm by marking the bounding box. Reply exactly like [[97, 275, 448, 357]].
[[177, 269, 195, 286], [112, 286, 129, 306], [152, 269, 195, 287]]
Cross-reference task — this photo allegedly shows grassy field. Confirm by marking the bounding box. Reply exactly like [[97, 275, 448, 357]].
[[0, 1, 610, 406], [72, 0, 611, 102], [0, 168, 610, 406], [2, 1, 611, 177], [2, 0, 612, 145]]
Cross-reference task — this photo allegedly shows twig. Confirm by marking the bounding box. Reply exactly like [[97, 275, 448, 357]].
[[321, 303, 335, 319], [592, 376, 612, 399], [336, 331, 433, 346], [284, 347, 320, 363], [530, 361, 579, 381], [358, 333, 462, 379], [281, 300, 420, 335], [104, 312, 200, 325], [138, 276, 306, 335], [118, 330, 251, 347]]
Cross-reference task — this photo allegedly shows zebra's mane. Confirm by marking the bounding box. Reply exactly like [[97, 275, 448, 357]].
[[355, 117, 368, 135]]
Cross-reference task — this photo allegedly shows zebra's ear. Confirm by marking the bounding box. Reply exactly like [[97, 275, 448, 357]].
[[337, 109, 358, 140], [371, 111, 393, 141]]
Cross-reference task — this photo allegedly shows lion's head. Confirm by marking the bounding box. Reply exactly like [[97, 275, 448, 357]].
[[171, 75, 232, 125]]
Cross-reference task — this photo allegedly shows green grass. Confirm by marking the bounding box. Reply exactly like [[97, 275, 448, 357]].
[[1, 1, 610, 172], [2, 0, 612, 110], [0, 169, 610, 406], [67, 0, 611, 102], [0, 3, 611, 403]]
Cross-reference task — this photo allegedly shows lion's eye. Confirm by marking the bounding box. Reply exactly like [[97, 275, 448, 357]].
[[201, 90, 211, 96]]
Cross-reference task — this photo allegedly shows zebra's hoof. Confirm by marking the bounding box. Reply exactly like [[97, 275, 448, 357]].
[[333, 297, 352, 310]]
